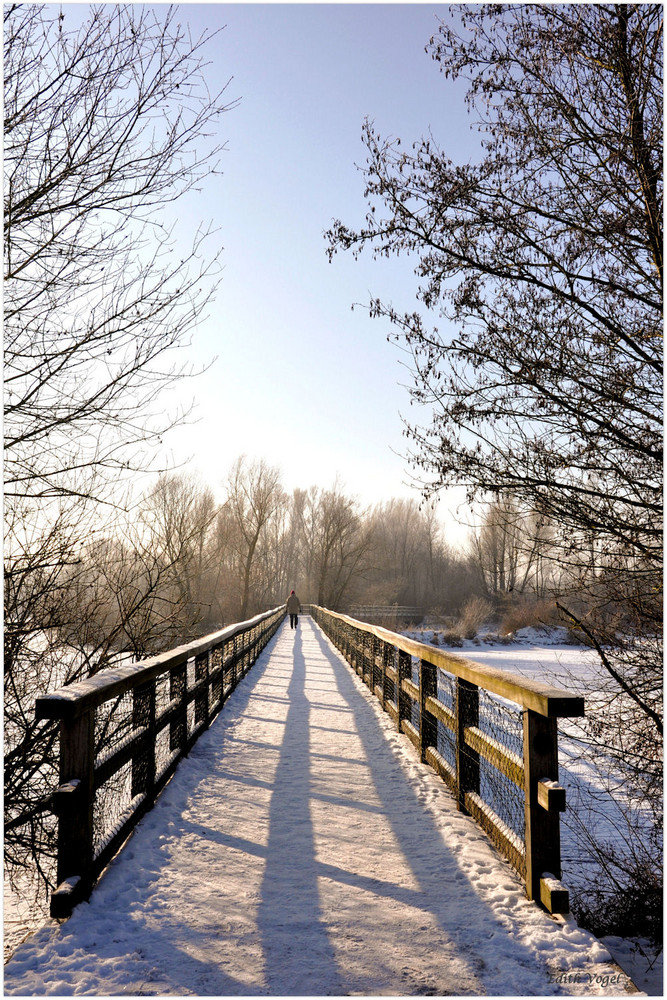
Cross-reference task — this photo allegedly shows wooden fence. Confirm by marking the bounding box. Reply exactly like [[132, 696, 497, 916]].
[[312, 605, 584, 914], [347, 605, 424, 625], [35, 606, 285, 918]]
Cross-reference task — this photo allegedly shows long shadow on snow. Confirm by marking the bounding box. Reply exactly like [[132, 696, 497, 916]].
[[255, 626, 345, 996]]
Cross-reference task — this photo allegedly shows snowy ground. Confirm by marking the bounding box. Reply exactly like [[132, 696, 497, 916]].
[[3, 618, 647, 995]]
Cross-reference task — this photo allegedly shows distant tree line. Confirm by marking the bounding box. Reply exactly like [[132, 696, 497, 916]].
[[57, 458, 481, 644], [66, 459, 610, 647], [17, 457, 640, 667]]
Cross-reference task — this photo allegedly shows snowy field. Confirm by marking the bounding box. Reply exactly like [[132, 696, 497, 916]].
[[3, 618, 656, 995]]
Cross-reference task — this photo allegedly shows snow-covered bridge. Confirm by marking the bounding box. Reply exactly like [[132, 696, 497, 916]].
[[5, 614, 632, 995]]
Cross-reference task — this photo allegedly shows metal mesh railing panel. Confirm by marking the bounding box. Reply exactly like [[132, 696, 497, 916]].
[[155, 673, 171, 719], [92, 760, 133, 859], [478, 689, 523, 756], [432, 670, 456, 771], [384, 647, 397, 708], [435, 719, 457, 772], [155, 719, 174, 781], [409, 657, 421, 730], [437, 669, 456, 711], [474, 689, 526, 874], [93, 689, 133, 764]]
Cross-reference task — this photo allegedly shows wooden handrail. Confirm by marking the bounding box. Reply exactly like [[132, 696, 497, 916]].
[[36, 609, 284, 722], [312, 605, 584, 916], [314, 608, 583, 717]]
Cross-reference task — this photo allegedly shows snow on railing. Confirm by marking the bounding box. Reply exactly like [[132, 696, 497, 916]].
[[35, 606, 285, 918], [311, 605, 584, 916]]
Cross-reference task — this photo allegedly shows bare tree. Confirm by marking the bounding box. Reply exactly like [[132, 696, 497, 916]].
[[139, 474, 219, 638], [4, 511, 205, 899], [471, 498, 557, 599], [298, 483, 370, 608], [4, 4, 236, 507], [364, 498, 448, 607], [327, 4, 661, 569], [4, 2, 235, 903], [254, 495, 299, 608], [223, 457, 287, 619], [326, 0, 662, 724]]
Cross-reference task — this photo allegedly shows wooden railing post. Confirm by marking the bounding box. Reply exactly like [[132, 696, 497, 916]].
[[456, 678, 480, 812], [52, 709, 95, 916], [523, 710, 566, 908], [419, 659, 438, 763]]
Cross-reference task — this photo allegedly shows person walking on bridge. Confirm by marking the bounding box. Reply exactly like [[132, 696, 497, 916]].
[[286, 590, 301, 629]]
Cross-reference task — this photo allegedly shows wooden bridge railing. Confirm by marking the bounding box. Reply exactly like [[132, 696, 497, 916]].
[[312, 605, 584, 914], [35, 606, 285, 918]]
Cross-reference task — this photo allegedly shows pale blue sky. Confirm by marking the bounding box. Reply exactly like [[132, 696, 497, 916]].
[[148, 4, 481, 540]]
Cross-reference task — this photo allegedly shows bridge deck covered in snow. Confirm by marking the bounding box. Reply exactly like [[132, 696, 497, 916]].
[[5, 617, 630, 995]]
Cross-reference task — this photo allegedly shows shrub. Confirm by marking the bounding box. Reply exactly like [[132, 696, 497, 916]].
[[498, 598, 559, 635], [482, 632, 514, 646], [570, 860, 662, 945], [455, 596, 493, 639]]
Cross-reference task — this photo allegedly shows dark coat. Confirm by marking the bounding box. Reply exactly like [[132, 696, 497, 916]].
[[286, 593, 301, 614]]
